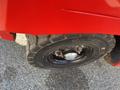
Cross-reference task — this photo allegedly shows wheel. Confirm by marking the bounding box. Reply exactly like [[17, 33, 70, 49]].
[[26, 34, 115, 68]]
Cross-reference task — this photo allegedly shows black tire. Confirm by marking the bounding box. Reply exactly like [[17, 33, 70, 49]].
[[26, 34, 115, 68]]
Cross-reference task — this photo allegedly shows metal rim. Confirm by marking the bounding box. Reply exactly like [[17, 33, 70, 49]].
[[47, 45, 95, 65], [33, 36, 110, 67]]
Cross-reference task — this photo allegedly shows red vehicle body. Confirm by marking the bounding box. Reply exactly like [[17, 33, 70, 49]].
[[1, 0, 120, 67], [1, 0, 120, 40]]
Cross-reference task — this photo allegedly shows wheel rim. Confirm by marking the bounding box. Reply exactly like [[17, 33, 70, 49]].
[[47, 45, 96, 65], [33, 36, 110, 67]]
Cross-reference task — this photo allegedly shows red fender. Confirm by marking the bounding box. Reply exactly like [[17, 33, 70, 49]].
[[1, 0, 120, 66], [0, 0, 120, 36]]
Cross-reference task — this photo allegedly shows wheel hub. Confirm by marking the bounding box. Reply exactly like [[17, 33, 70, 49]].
[[64, 52, 78, 60], [54, 45, 84, 61]]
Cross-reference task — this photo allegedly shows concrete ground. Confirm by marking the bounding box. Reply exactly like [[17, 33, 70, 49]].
[[0, 39, 120, 90]]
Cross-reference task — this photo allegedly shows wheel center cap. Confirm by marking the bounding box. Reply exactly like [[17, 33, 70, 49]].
[[64, 52, 78, 60]]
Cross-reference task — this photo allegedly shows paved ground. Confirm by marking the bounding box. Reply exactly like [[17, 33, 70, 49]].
[[0, 39, 120, 90]]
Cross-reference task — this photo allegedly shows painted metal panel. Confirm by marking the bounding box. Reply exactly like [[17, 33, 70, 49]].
[[1, 0, 120, 35], [0, 0, 7, 31]]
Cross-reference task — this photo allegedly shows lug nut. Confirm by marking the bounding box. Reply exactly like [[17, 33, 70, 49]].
[[75, 46, 83, 54], [54, 50, 64, 58]]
